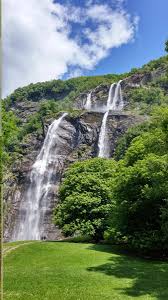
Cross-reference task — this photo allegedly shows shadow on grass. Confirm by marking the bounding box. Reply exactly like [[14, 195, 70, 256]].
[[87, 244, 168, 300]]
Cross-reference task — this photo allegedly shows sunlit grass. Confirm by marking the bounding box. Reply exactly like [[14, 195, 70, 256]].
[[4, 242, 168, 300], [3, 241, 33, 249]]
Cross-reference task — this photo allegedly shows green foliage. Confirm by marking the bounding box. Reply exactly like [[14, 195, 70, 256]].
[[126, 55, 168, 76], [1, 103, 22, 169], [2, 105, 21, 152], [140, 55, 168, 73], [54, 107, 168, 256], [124, 128, 166, 165], [126, 86, 168, 114], [151, 74, 168, 92], [115, 107, 168, 162], [114, 122, 150, 161], [165, 40, 168, 53], [5, 74, 122, 105], [7, 79, 72, 103], [151, 106, 168, 133], [54, 158, 118, 240], [39, 100, 65, 116], [19, 114, 43, 137], [39, 99, 82, 118], [130, 87, 165, 104], [123, 107, 168, 166], [111, 154, 168, 254], [106, 107, 168, 255], [0, 134, 2, 246]]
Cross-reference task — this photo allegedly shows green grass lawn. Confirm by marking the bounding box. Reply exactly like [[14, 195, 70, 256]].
[[3, 241, 33, 251], [3, 241, 168, 300]]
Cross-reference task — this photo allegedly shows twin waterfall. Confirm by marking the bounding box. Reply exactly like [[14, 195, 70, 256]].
[[13, 81, 123, 241], [13, 113, 67, 241], [98, 80, 123, 157]]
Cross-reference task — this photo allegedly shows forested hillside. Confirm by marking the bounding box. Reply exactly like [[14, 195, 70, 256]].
[[2, 55, 168, 168], [2, 53, 168, 257]]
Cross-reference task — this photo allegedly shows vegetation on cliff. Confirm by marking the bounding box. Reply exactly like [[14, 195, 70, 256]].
[[125, 86, 168, 114], [2, 55, 168, 162], [4, 74, 122, 106], [2, 50, 168, 257], [54, 107, 168, 257], [165, 40, 168, 52]]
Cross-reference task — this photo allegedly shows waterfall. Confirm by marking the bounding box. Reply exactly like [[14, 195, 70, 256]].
[[98, 111, 109, 158], [111, 80, 123, 110], [13, 113, 67, 241], [98, 80, 123, 158], [107, 83, 116, 109], [117, 80, 124, 110], [85, 92, 92, 110]]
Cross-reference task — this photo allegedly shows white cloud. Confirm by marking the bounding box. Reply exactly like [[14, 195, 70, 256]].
[[2, 0, 139, 97]]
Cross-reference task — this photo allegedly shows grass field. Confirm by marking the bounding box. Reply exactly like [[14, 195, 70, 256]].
[[3, 241, 168, 300]]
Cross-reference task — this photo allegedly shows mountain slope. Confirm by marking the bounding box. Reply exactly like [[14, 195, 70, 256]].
[[2, 55, 168, 241]]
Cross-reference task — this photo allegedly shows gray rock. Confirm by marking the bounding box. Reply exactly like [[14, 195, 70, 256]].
[[4, 111, 144, 241]]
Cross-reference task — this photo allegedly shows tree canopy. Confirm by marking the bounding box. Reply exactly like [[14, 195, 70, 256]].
[[54, 107, 168, 256], [54, 159, 118, 240]]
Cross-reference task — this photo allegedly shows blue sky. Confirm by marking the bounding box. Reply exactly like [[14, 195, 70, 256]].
[[3, 0, 168, 96], [88, 0, 168, 75]]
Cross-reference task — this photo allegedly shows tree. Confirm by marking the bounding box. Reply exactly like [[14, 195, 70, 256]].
[[106, 107, 168, 256], [108, 154, 168, 255], [54, 158, 117, 240], [2, 105, 21, 152], [165, 40, 168, 52], [122, 107, 168, 166], [107, 154, 168, 255]]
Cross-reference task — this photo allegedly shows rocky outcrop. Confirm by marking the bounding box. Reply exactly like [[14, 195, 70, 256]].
[[75, 84, 109, 111], [10, 101, 41, 123], [4, 111, 144, 241], [122, 65, 167, 88]]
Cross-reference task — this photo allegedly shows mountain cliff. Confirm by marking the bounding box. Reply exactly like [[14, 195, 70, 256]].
[[3, 55, 168, 241]]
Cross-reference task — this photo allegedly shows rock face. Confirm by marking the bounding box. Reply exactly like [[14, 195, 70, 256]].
[[10, 101, 41, 122], [6, 62, 166, 241], [4, 110, 144, 241], [4, 60, 167, 241], [122, 66, 167, 88], [75, 85, 109, 111]]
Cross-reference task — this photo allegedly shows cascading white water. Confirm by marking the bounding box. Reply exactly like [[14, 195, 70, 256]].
[[117, 80, 124, 110], [111, 80, 124, 110], [98, 111, 109, 158], [98, 80, 123, 158], [85, 92, 92, 110], [107, 83, 116, 109], [13, 113, 67, 241]]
